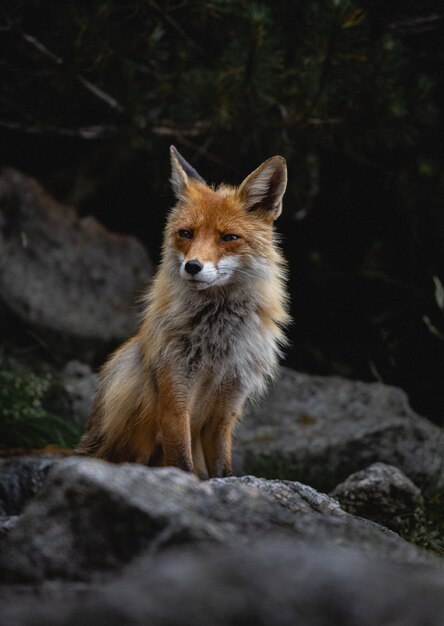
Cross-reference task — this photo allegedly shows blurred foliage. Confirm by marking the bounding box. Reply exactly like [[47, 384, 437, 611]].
[[0, 361, 80, 449], [0, 0, 443, 420], [406, 488, 444, 555]]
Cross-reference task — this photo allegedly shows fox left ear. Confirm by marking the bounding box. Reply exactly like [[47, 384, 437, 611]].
[[238, 156, 287, 221], [170, 145, 206, 199]]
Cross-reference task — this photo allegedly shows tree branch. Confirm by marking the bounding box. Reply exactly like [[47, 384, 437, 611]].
[[0, 117, 214, 141], [0, 119, 122, 139], [21, 31, 125, 114], [151, 121, 211, 137], [148, 1, 204, 55]]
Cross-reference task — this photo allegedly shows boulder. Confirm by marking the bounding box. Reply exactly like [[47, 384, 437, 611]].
[[235, 368, 444, 491], [0, 515, 18, 536], [0, 456, 56, 516], [55, 360, 99, 427], [0, 169, 152, 362], [1, 539, 441, 626], [2, 350, 97, 428], [330, 462, 424, 532], [0, 457, 436, 583]]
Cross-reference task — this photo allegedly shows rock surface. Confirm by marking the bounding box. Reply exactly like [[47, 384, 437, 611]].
[[330, 462, 424, 532], [235, 368, 444, 491], [0, 515, 18, 536], [0, 169, 151, 361], [0, 456, 56, 516], [55, 360, 98, 427], [0, 458, 443, 626], [0, 457, 436, 584], [1, 538, 444, 626]]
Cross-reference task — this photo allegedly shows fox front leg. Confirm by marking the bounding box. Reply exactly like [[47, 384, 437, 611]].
[[201, 380, 247, 478], [201, 385, 244, 478], [156, 367, 193, 473], [201, 412, 237, 478]]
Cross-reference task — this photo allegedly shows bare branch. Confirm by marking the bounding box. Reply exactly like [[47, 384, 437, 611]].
[[0, 119, 121, 139], [21, 31, 125, 114], [173, 135, 240, 174], [148, 0, 204, 55], [22, 33, 63, 65], [390, 13, 443, 35], [151, 121, 211, 137], [306, 117, 343, 126], [76, 76, 125, 114], [0, 116, 215, 142]]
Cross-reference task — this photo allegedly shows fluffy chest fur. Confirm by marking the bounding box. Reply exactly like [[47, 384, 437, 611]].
[[158, 285, 281, 394]]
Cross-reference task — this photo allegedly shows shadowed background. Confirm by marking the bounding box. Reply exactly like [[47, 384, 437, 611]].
[[0, 0, 443, 423]]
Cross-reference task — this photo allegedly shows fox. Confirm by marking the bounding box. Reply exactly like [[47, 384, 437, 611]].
[[75, 146, 290, 478]]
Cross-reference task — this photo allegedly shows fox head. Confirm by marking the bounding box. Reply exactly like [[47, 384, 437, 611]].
[[164, 146, 287, 291]]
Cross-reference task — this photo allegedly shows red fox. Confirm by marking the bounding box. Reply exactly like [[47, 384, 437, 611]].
[[76, 146, 290, 478]]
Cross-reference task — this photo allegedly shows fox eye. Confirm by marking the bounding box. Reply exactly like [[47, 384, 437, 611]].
[[178, 229, 193, 239], [221, 234, 240, 242]]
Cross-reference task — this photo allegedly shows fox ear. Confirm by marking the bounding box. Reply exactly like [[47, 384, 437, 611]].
[[170, 145, 206, 198], [238, 156, 287, 220]]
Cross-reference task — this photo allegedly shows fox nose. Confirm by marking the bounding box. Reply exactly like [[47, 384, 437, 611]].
[[185, 260, 203, 276]]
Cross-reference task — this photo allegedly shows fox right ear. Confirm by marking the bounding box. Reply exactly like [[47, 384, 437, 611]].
[[170, 145, 206, 198]]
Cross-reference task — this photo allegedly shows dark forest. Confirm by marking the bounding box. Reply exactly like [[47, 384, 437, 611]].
[[1, 3, 444, 623], [1, 0, 443, 422]]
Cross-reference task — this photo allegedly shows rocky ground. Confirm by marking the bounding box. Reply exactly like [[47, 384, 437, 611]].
[[1, 172, 444, 625], [0, 457, 443, 625]]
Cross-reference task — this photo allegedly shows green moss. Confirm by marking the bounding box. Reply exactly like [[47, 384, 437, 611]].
[[0, 364, 80, 449], [242, 449, 357, 493], [404, 490, 444, 556]]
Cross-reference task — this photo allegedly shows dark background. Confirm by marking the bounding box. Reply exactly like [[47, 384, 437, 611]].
[[1, 0, 443, 423]]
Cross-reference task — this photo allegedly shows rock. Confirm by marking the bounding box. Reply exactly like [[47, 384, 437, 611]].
[[0, 458, 436, 583], [219, 474, 345, 516], [330, 463, 424, 532], [0, 456, 57, 516], [0, 515, 18, 536], [55, 360, 98, 427], [1, 538, 444, 626], [0, 169, 152, 362], [235, 368, 444, 491], [2, 350, 97, 428]]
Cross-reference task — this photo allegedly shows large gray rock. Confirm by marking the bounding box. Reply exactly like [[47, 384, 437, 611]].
[[330, 463, 424, 532], [0, 457, 435, 583], [1, 538, 444, 626], [0, 169, 151, 361], [235, 368, 444, 491], [0, 456, 56, 516]]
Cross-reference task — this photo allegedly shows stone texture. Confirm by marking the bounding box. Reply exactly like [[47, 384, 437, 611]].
[[0, 169, 151, 361], [0, 515, 18, 536], [1, 538, 444, 626], [235, 368, 444, 491], [330, 462, 424, 532], [56, 360, 98, 427], [1, 457, 443, 626], [0, 456, 56, 516], [0, 458, 436, 584], [218, 474, 345, 516]]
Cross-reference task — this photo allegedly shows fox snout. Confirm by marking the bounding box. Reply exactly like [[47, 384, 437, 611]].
[[179, 257, 220, 290], [184, 260, 203, 276], [178, 253, 242, 290]]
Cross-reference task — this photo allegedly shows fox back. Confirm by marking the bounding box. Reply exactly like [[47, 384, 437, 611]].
[[76, 146, 290, 478]]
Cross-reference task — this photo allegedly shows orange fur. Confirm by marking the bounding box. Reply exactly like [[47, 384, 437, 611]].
[[76, 147, 290, 477]]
